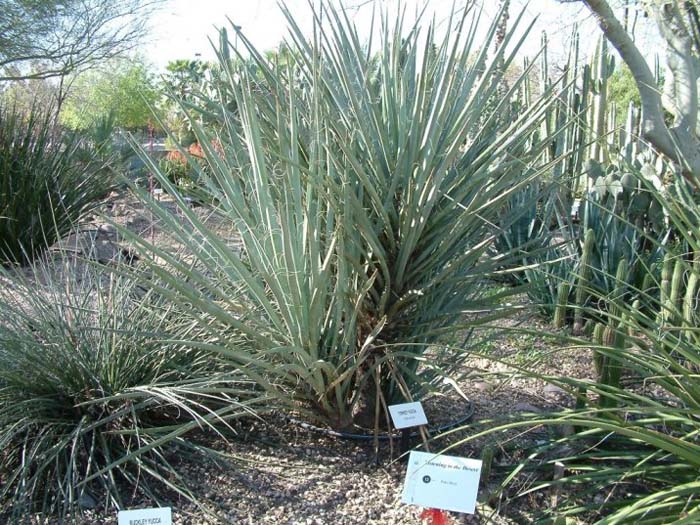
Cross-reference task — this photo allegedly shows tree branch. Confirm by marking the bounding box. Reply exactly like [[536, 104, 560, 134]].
[[0, 0, 166, 82], [583, 2, 674, 151], [582, 0, 700, 180]]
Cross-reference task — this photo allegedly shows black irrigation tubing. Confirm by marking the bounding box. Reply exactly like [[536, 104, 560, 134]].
[[284, 399, 475, 441]]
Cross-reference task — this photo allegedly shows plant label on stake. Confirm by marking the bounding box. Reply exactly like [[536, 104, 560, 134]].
[[117, 507, 172, 525], [389, 401, 429, 457], [401, 451, 482, 514], [388, 401, 428, 429]]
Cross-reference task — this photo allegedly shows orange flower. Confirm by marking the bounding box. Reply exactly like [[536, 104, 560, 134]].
[[166, 149, 187, 165], [188, 142, 204, 158]]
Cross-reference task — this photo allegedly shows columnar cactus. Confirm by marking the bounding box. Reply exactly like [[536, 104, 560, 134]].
[[658, 252, 674, 324], [590, 37, 614, 166], [683, 251, 700, 333], [573, 229, 595, 335], [554, 281, 571, 328], [516, 28, 669, 338], [667, 257, 684, 326]]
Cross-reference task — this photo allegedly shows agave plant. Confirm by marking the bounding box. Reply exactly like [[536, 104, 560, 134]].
[[491, 179, 579, 319], [0, 261, 262, 520], [124, 3, 561, 429], [0, 105, 116, 265]]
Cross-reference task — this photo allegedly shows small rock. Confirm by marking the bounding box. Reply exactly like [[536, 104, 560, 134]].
[[472, 381, 492, 392], [93, 240, 119, 263], [97, 223, 117, 237], [77, 492, 97, 509], [514, 402, 542, 413], [112, 203, 129, 217], [544, 383, 566, 396]]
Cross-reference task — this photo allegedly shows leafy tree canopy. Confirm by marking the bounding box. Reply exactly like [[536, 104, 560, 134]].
[[60, 57, 159, 130], [608, 63, 642, 124]]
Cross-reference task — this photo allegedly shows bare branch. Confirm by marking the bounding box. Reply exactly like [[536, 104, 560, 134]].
[[0, 0, 167, 82]]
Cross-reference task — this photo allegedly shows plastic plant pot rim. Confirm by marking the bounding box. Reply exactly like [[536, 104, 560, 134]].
[[283, 399, 475, 441]]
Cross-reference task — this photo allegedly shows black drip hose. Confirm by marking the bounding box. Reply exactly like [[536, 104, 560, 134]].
[[284, 399, 475, 441]]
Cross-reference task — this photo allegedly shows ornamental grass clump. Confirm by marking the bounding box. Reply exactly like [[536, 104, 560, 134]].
[[0, 262, 262, 521], [125, 3, 561, 429], [0, 105, 116, 265]]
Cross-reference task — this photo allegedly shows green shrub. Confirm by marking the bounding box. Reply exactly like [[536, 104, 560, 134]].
[[0, 263, 261, 520], [59, 58, 160, 132], [159, 149, 190, 185], [124, 3, 561, 429], [0, 106, 115, 265]]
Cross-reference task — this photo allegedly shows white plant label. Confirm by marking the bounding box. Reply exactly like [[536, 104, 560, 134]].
[[118, 507, 172, 525], [388, 401, 428, 429], [401, 451, 482, 514]]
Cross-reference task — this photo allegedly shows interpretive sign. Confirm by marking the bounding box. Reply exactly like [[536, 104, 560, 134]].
[[401, 451, 482, 514]]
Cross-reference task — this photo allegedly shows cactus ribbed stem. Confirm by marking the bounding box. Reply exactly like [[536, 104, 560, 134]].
[[573, 229, 594, 334], [554, 281, 571, 328], [642, 263, 656, 297], [593, 322, 606, 380], [667, 258, 684, 325], [591, 38, 611, 164], [658, 252, 673, 324], [683, 251, 699, 333], [599, 319, 624, 409], [609, 258, 627, 321], [629, 299, 641, 336]]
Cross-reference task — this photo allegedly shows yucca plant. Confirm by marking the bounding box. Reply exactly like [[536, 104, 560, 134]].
[[0, 105, 116, 265], [124, 3, 562, 429], [0, 261, 262, 521]]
